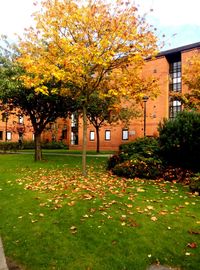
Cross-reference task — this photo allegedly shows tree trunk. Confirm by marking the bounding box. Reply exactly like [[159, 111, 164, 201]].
[[82, 104, 87, 176], [95, 126, 100, 153], [34, 132, 42, 161]]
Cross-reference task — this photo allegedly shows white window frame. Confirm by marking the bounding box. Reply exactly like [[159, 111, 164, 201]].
[[19, 115, 24, 124], [122, 129, 129, 140], [6, 131, 12, 141], [105, 130, 111, 141], [89, 131, 95, 141]]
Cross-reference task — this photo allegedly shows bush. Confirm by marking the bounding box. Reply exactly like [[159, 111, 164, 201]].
[[22, 141, 35, 149], [22, 141, 68, 150], [112, 156, 163, 180], [189, 173, 200, 194], [119, 137, 160, 159], [0, 142, 19, 152], [107, 154, 122, 170], [42, 141, 67, 149], [107, 137, 163, 179], [162, 166, 192, 183], [158, 111, 200, 170], [107, 137, 160, 171]]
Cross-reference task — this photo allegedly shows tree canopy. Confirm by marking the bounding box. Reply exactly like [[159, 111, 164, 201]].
[[0, 45, 77, 161], [182, 52, 200, 111]]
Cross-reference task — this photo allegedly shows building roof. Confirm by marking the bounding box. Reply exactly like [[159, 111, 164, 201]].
[[158, 42, 200, 57]]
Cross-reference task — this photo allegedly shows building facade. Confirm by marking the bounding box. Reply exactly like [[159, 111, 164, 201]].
[[0, 111, 33, 143], [0, 42, 199, 150]]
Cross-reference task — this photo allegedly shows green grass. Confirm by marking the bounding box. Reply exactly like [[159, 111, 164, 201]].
[[0, 153, 200, 270]]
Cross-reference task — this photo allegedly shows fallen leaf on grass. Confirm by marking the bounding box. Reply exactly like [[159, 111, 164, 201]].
[[70, 226, 77, 234], [67, 201, 75, 206], [125, 204, 133, 208], [187, 242, 198, 248], [151, 216, 157, 221], [188, 230, 200, 235], [159, 210, 168, 215], [147, 205, 154, 210], [137, 188, 145, 192], [127, 218, 139, 227], [31, 219, 38, 223], [82, 193, 93, 200]]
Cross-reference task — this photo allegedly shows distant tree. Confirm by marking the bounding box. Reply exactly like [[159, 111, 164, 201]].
[[86, 92, 139, 153], [182, 52, 200, 111], [0, 46, 77, 161]]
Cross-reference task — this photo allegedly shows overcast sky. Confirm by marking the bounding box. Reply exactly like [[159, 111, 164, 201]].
[[0, 0, 199, 50]]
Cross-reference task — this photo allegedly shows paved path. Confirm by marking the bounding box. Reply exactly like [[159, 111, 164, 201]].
[[0, 237, 8, 270], [0, 151, 112, 158]]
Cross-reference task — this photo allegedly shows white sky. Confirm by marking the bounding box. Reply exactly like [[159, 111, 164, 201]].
[[136, 0, 200, 49], [0, 0, 199, 50]]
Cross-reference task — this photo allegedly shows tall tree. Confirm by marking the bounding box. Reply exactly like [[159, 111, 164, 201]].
[[182, 52, 200, 110], [0, 47, 77, 161], [16, 0, 158, 175]]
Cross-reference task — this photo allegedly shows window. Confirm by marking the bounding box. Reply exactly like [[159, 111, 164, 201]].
[[89, 131, 95, 141], [18, 115, 24, 124], [6, 131, 12, 141], [61, 129, 67, 140], [71, 112, 78, 127], [71, 112, 79, 145], [122, 129, 129, 140], [105, 130, 111, 141], [0, 131, 3, 140], [71, 131, 78, 145], [169, 99, 182, 119], [169, 61, 182, 92]]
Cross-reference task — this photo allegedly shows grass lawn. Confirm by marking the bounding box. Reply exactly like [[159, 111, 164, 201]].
[[0, 153, 199, 270]]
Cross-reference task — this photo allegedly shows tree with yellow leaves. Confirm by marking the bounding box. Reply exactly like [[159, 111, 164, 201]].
[[17, 0, 158, 175], [183, 52, 200, 110]]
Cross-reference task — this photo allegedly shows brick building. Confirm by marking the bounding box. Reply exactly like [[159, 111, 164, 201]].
[[0, 42, 199, 150], [67, 42, 200, 151]]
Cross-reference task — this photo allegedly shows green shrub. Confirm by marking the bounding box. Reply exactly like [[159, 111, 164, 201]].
[[22, 141, 35, 149], [22, 140, 68, 150], [107, 137, 160, 171], [0, 142, 19, 152], [42, 141, 67, 149], [107, 153, 122, 170], [162, 166, 192, 183], [112, 156, 163, 180], [158, 111, 200, 170], [189, 173, 200, 194], [119, 137, 160, 159]]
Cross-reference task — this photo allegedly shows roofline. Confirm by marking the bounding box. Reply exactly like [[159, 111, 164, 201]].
[[157, 42, 200, 57]]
